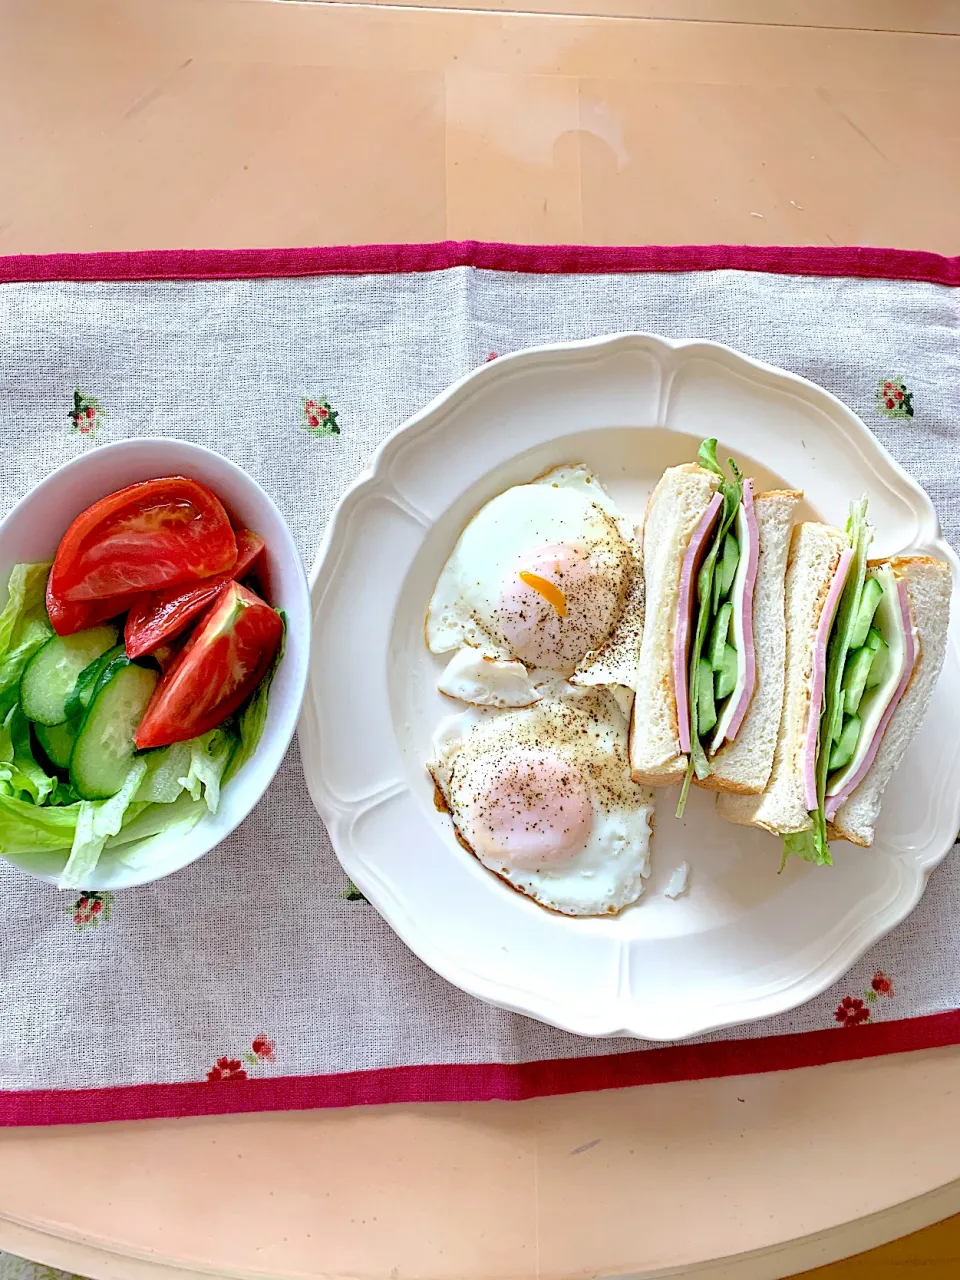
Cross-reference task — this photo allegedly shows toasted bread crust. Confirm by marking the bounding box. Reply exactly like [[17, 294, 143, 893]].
[[694, 772, 763, 796], [755, 488, 803, 502]]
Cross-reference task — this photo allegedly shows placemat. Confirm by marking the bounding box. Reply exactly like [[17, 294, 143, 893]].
[[0, 241, 958, 1126]]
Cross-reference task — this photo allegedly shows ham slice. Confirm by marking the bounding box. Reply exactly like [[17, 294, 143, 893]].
[[824, 577, 916, 820], [674, 493, 723, 754], [722, 482, 759, 741]]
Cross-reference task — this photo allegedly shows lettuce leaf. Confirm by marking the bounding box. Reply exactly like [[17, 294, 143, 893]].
[[781, 499, 872, 869], [176, 728, 236, 815], [676, 442, 742, 817], [136, 743, 193, 804], [0, 791, 84, 854], [107, 792, 207, 873], [0, 563, 53, 717], [59, 758, 149, 890], [0, 562, 50, 655], [10, 708, 55, 804]]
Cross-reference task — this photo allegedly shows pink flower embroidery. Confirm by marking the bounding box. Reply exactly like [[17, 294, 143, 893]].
[[251, 1035, 275, 1062], [207, 1036, 278, 1079], [871, 970, 894, 997], [835, 996, 871, 1027], [207, 1057, 248, 1082], [301, 396, 340, 437], [69, 389, 104, 438], [68, 891, 113, 930], [876, 376, 913, 420], [485, 351, 499, 363], [836, 968, 898, 1023]]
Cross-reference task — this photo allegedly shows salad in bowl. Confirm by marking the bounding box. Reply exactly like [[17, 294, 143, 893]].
[[0, 442, 308, 890]]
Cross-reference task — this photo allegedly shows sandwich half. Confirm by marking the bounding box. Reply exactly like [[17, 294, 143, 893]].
[[629, 439, 799, 807], [827, 555, 951, 847], [718, 502, 951, 860]]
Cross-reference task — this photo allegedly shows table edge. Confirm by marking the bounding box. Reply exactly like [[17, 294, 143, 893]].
[[1, 1168, 958, 1280]]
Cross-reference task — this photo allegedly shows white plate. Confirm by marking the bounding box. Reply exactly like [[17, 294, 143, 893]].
[[300, 334, 960, 1041]]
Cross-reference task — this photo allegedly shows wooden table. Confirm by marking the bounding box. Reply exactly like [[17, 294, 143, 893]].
[[1, 1, 959, 1276]]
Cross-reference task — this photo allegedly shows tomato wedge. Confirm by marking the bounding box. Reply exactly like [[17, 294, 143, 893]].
[[124, 529, 265, 660], [49, 476, 237, 603], [46, 579, 142, 637], [134, 581, 283, 749]]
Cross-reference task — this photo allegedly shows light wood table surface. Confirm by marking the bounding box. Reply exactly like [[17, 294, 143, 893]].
[[1, 0, 959, 1277]]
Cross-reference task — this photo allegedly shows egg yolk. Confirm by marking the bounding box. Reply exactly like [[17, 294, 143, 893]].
[[469, 747, 592, 869], [495, 543, 619, 673]]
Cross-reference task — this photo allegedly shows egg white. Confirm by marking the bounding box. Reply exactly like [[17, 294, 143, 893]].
[[426, 465, 642, 706], [429, 685, 654, 917]]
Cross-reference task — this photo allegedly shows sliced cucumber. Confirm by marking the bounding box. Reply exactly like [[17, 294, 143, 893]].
[[64, 643, 125, 722], [865, 628, 889, 689], [717, 533, 740, 600], [848, 575, 883, 650], [20, 626, 118, 726], [35, 719, 80, 770], [697, 657, 717, 735], [715, 643, 738, 701], [70, 663, 158, 800], [829, 692, 845, 744], [841, 645, 874, 716], [829, 714, 862, 772], [708, 603, 734, 670]]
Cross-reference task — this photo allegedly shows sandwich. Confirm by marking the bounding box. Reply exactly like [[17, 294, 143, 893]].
[[629, 439, 800, 811], [717, 501, 952, 860]]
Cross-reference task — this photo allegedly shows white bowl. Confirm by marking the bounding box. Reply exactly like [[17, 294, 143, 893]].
[[300, 332, 960, 1041], [0, 438, 310, 889]]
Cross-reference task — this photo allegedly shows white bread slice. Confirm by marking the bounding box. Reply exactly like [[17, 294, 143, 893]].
[[698, 489, 801, 796], [629, 463, 719, 785], [828, 555, 951, 847], [716, 522, 847, 834]]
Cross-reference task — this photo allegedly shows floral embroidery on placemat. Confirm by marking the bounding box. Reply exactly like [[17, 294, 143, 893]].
[[834, 970, 895, 1027], [68, 891, 112, 930], [68, 388, 104, 437], [301, 396, 340, 437], [207, 1036, 276, 1082], [876, 377, 914, 420], [343, 880, 367, 902]]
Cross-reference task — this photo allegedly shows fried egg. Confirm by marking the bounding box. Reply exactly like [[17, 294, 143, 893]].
[[427, 466, 642, 706], [428, 684, 654, 917]]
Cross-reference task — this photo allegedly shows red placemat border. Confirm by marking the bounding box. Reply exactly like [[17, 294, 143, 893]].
[[2, 237, 958, 1123], [2, 1010, 959, 1126], [0, 241, 958, 285]]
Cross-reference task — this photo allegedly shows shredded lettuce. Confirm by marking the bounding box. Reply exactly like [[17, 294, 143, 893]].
[[676, 442, 743, 817], [59, 758, 149, 890], [0, 563, 53, 717], [780, 499, 873, 869], [108, 793, 207, 872], [136, 743, 193, 804], [0, 562, 281, 888], [177, 728, 236, 814], [0, 791, 86, 854], [5, 706, 56, 803]]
